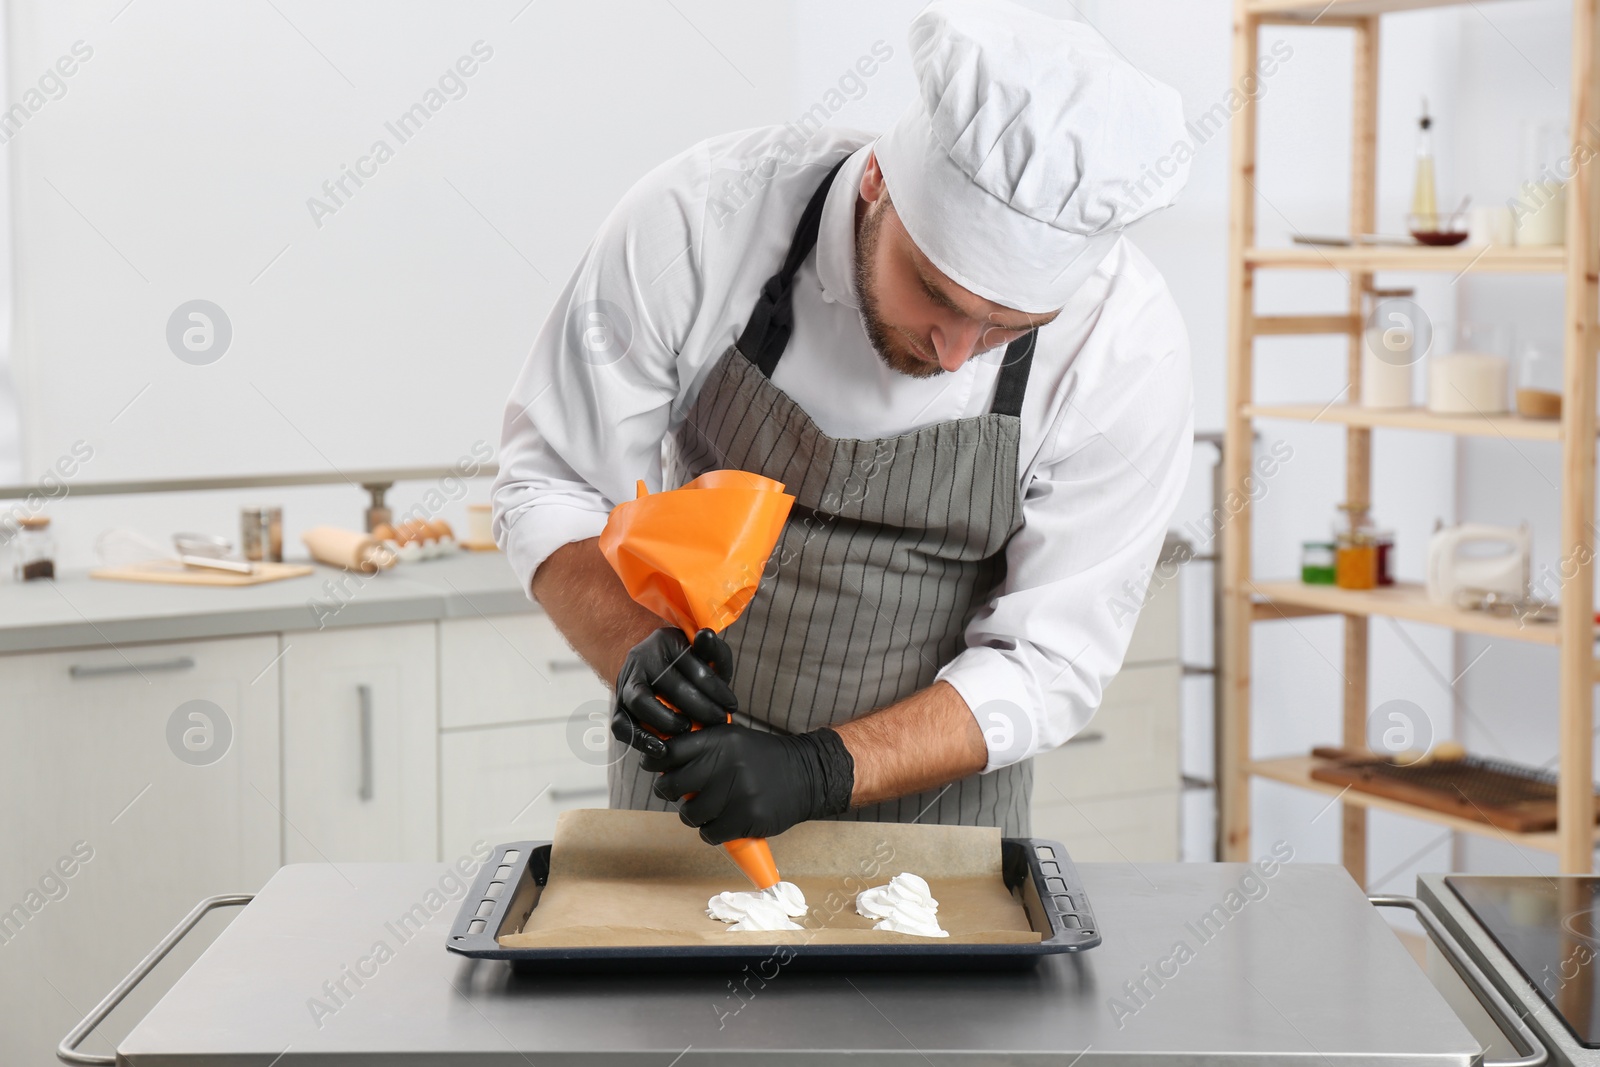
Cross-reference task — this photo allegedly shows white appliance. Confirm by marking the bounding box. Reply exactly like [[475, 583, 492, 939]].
[[1425, 522, 1530, 605]]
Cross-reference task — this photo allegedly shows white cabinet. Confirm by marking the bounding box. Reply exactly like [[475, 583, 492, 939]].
[[1030, 580, 1182, 861], [1031, 790, 1180, 862], [1033, 663, 1182, 803], [439, 614, 607, 729], [281, 623, 439, 863], [440, 721, 610, 858], [437, 615, 611, 856], [0, 635, 280, 1067]]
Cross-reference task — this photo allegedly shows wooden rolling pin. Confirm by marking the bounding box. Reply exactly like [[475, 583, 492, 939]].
[[302, 526, 396, 574]]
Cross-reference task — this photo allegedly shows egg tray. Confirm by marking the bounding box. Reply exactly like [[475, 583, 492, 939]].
[[446, 837, 1100, 972]]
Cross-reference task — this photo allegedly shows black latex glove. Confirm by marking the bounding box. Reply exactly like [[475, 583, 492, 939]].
[[643, 724, 855, 844], [612, 627, 736, 759]]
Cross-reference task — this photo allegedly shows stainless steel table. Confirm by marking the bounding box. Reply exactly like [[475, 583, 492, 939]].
[[99, 861, 1481, 1065]]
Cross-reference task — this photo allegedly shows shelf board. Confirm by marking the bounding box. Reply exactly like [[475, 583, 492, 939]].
[[1252, 580, 1559, 644], [1244, 244, 1566, 273], [1247, 0, 1532, 20], [1246, 403, 1563, 441], [1247, 756, 1589, 853]]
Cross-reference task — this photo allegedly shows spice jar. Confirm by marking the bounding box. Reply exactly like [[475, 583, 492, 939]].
[[1336, 531, 1378, 590], [1301, 541, 1336, 585], [13, 515, 56, 581], [1371, 528, 1395, 586]]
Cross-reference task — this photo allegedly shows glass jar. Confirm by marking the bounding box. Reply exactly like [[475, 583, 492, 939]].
[[1301, 541, 1337, 585], [1371, 529, 1395, 586], [1516, 336, 1562, 419], [13, 515, 56, 581], [1429, 322, 1510, 415], [1336, 532, 1378, 590]]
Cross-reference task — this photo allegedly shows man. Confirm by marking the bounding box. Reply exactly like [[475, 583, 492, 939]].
[[493, 0, 1193, 845]]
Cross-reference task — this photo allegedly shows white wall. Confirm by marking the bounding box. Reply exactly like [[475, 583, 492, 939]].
[[7, 0, 804, 481]]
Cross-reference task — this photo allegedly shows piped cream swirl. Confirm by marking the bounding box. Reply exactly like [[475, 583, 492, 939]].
[[856, 872, 949, 937], [706, 881, 808, 931]]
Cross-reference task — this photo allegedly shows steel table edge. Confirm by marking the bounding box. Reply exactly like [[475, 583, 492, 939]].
[[1417, 874, 1583, 1066]]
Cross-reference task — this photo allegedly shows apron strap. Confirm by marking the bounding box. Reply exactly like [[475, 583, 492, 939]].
[[737, 155, 851, 379], [988, 330, 1038, 418]]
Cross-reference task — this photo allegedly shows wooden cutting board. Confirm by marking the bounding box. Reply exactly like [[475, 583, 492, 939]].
[[1308, 745, 1599, 833], [90, 560, 314, 586]]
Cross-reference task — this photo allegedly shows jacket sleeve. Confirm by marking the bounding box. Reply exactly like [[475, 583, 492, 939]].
[[936, 270, 1194, 771]]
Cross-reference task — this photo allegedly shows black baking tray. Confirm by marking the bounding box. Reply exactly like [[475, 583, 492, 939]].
[[446, 836, 1099, 972]]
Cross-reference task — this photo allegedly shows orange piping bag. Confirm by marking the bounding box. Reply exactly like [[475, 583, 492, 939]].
[[599, 471, 795, 890]]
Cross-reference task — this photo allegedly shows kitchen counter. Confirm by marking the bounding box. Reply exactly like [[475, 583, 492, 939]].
[[0, 550, 530, 654], [111, 860, 1481, 1065]]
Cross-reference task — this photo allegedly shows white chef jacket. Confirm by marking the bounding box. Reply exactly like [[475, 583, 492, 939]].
[[492, 126, 1193, 771]]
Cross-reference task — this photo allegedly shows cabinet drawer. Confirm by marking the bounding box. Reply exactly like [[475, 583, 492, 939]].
[[440, 614, 608, 729], [1033, 662, 1179, 802], [1030, 789, 1180, 863], [440, 720, 609, 858]]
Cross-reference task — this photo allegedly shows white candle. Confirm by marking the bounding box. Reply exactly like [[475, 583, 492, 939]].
[[1429, 352, 1509, 415]]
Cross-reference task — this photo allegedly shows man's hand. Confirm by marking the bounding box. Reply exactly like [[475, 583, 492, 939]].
[[613, 627, 736, 759], [644, 724, 855, 844]]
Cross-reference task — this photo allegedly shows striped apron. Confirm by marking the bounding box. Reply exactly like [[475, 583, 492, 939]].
[[609, 157, 1036, 833]]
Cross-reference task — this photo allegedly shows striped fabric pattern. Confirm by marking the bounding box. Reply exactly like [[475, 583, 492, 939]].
[[609, 343, 1034, 834]]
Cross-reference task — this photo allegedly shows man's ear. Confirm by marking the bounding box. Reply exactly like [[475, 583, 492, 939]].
[[859, 152, 887, 204]]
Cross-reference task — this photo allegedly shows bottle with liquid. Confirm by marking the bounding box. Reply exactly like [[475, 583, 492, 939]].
[[1411, 98, 1437, 231]]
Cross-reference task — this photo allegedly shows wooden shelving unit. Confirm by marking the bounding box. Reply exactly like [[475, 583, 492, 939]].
[[1251, 581, 1561, 644], [1245, 757, 1600, 855], [1244, 0, 1526, 17], [1223, 0, 1600, 876], [1246, 403, 1566, 440], [1243, 244, 1566, 273]]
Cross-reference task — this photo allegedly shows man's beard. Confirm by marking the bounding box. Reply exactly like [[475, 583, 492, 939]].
[[853, 199, 944, 380]]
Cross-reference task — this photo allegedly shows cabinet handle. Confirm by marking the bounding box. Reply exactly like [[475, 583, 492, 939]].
[[1064, 730, 1106, 746], [549, 785, 608, 802], [357, 684, 374, 802], [68, 656, 195, 680], [546, 659, 592, 675]]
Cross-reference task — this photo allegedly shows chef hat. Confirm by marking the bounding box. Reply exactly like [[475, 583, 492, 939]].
[[875, 0, 1190, 313]]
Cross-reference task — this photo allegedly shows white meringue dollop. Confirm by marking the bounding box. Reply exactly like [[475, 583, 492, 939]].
[[856, 872, 949, 938], [706, 881, 808, 931]]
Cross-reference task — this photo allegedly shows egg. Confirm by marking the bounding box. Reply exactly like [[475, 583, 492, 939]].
[[371, 523, 396, 543], [428, 518, 454, 541]]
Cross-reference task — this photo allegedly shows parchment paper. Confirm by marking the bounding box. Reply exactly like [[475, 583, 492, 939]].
[[498, 809, 1041, 948]]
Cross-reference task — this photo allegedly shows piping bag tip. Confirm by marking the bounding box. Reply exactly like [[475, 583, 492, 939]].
[[723, 836, 780, 891]]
